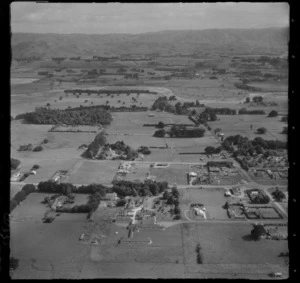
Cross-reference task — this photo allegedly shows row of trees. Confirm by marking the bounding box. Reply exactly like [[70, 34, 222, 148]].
[[10, 184, 36, 212], [112, 179, 169, 198], [238, 108, 265, 115], [154, 125, 206, 138], [162, 187, 181, 219], [64, 89, 157, 95], [16, 107, 113, 126]]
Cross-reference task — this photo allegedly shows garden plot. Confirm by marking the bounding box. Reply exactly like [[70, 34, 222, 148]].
[[183, 188, 228, 220], [149, 164, 190, 185], [181, 222, 289, 276], [66, 160, 118, 185]]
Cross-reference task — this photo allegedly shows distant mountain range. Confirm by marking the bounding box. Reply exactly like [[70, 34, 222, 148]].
[[11, 28, 289, 58]]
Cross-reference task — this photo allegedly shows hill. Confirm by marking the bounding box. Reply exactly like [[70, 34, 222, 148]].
[[11, 28, 288, 58]]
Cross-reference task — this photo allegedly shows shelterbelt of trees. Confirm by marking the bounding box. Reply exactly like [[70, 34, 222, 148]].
[[64, 89, 158, 95], [15, 107, 112, 126], [66, 105, 148, 112]]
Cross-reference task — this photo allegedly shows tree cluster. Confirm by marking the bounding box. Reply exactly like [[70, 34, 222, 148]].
[[272, 188, 286, 202], [137, 146, 151, 155], [169, 125, 205, 138], [16, 107, 112, 126], [112, 180, 169, 198], [268, 110, 278, 117], [238, 108, 265, 115], [246, 189, 270, 204], [82, 132, 107, 159]]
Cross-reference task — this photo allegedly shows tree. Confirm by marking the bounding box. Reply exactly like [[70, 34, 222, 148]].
[[157, 121, 165, 128], [174, 205, 181, 215], [268, 110, 278, 117], [210, 112, 217, 121], [205, 146, 216, 155], [256, 127, 267, 134], [172, 187, 180, 198], [153, 129, 166, 137], [167, 195, 175, 205], [11, 158, 21, 170], [214, 128, 222, 134], [251, 223, 266, 240], [163, 191, 170, 200]]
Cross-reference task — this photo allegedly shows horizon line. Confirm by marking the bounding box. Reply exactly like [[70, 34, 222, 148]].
[[11, 26, 289, 36]]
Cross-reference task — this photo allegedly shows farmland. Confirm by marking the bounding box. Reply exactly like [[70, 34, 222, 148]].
[[10, 28, 289, 279]]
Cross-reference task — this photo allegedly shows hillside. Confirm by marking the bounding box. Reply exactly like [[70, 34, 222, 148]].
[[11, 28, 289, 58]]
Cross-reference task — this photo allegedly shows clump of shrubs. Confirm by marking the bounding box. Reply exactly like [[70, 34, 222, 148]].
[[11, 158, 21, 170], [138, 146, 151, 155], [33, 145, 43, 152]]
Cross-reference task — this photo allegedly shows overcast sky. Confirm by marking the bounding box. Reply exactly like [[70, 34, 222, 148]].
[[11, 2, 289, 34]]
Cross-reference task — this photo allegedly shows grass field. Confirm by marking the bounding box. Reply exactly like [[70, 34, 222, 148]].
[[150, 164, 190, 185], [208, 115, 287, 142], [66, 160, 118, 185], [181, 222, 289, 276], [182, 188, 228, 220]]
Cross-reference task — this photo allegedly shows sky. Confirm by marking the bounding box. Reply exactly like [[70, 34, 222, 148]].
[[11, 2, 289, 34]]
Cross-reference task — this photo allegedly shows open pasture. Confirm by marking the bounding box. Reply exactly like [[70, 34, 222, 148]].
[[208, 114, 287, 142], [122, 163, 149, 182], [66, 160, 118, 185], [23, 158, 79, 183], [149, 164, 190, 185], [181, 222, 289, 276]]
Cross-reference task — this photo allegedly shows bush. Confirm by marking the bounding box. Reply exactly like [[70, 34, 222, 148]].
[[42, 139, 49, 144], [33, 145, 43, 152], [196, 243, 204, 264], [256, 127, 267, 134], [11, 158, 21, 170], [32, 164, 40, 170], [10, 257, 19, 271], [268, 110, 278, 117], [116, 199, 127, 207]]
